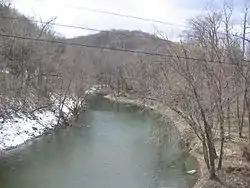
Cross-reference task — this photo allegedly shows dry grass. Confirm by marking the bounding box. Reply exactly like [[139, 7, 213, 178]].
[[193, 119, 250, 188]]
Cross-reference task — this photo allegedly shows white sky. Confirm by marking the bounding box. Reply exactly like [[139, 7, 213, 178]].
[[11, 0, 246, 39]]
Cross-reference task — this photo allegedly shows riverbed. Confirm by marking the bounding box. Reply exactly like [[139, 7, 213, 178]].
[[0, 97, 194, 188]]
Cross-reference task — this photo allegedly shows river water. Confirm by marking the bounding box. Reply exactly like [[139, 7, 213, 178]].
[[0, 97, 194, 188]]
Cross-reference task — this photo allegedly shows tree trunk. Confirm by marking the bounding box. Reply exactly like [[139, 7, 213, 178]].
[[117, 77, 120, 96], [246, 97, 250, 143], [205, 122, 217, 179], [193, 86, 216, 179], [218, 136, 224, 170], [248, 109, 250, 143], [237, 96, 241, 137], [202, 140, 210, 170], [227, 98, 231, 138], [237, 96, 245, 138], [212, 144, 218, 158], [218, 117, 224, 170], [208, 141, 216, 179], [242, 7, 248, 59]]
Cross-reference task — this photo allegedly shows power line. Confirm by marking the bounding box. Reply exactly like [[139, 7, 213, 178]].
[[0, 33, 249, 65], [70, 6, 188, 28], [0, 33, 168, 56], [13, 0, 248, 41], [31, 0, 188, 28], [1, 16, 172, 43], [2, 16, 105, 33], [8, 4, 246, 42], [10, 1, 247, 42], [4, 15, 247, 50], [3, 15, 245, 42]]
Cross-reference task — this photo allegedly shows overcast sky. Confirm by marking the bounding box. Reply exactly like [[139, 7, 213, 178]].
[[11, 0, 248, 39]]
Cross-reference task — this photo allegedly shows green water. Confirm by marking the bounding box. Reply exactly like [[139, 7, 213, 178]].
[[0, 98, 192, 188]]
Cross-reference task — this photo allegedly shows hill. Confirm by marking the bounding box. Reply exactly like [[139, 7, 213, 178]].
[[63, 29, 175, 93], [67, 30, 172, 52]]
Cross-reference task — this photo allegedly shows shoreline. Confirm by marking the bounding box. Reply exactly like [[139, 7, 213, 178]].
[[0, 123, 75, 159], [103, 94, 208, 188], [0, 96, 80, 153], [0, 110, 57, 151], [104, 94, 250, 188], [1, 93, 247, 187]]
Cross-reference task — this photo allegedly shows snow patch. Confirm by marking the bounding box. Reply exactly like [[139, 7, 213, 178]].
[[85, 85, 109, 95], [0, 96, 85, 150], [187, 170, 197, 175], [0, 111, 57, 150]]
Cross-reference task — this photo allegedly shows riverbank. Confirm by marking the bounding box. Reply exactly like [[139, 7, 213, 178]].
[[0, 86, 104, 152], [104, 94, 250, 188], [0, 97, 79, 152], [0, 110, 56, 150], [0, 97, 192, 188]]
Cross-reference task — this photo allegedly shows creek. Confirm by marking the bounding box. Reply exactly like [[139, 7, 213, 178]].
[[0, 97, 196, 188]]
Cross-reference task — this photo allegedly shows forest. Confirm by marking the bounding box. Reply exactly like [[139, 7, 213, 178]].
[[1, 0, 250, 187]]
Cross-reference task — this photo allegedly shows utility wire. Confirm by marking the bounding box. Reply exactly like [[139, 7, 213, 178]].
[[0, 33, 168, 56], [31, 0, 188, 28], [12, 0, 247, 41], [2, 15, 246, 45], [69, 6, 188, 28], [8, 2, 247, 42], [1, 16, 171, 43], [0, 33, 249, 66]]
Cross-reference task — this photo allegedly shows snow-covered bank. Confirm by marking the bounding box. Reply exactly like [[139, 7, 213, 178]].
[[0, 98, 77, 150], [0, 111, 57, 150], [0, 85, 107, 151]]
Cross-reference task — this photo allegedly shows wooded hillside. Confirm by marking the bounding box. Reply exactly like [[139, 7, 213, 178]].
[[1, 1, 250, 187]]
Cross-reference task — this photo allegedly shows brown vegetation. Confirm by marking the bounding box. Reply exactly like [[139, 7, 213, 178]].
[[0, 2, 91, 126], [2, 0, 250, 187]]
